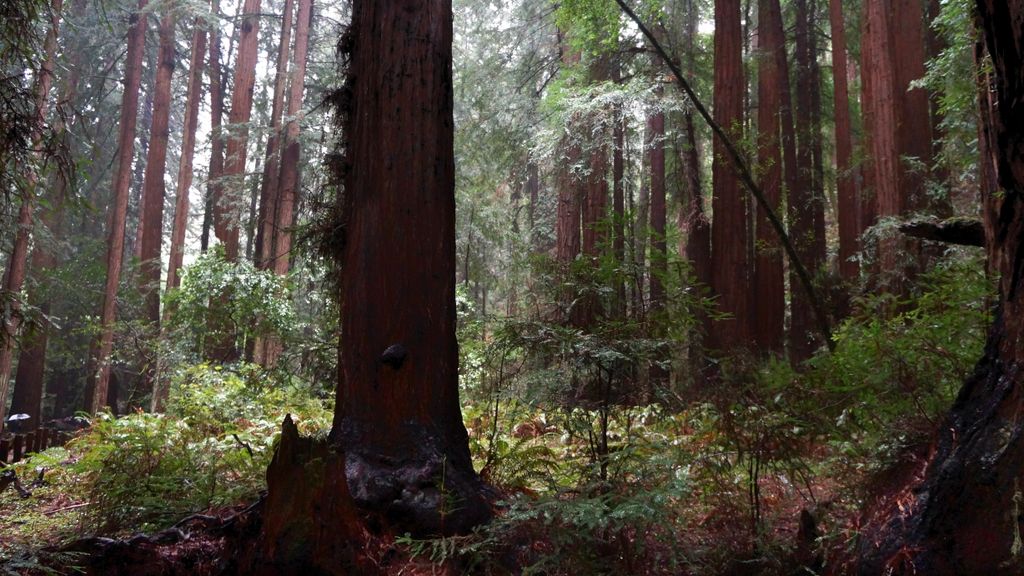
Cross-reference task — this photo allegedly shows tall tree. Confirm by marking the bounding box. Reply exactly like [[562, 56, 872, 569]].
[[753, 0, 789, 354], [648, 89, 666, 319], [830, 0, 858, 281], [270, 0, 312, 277], [709, 0, 751, 351], [857, 2, 1024, 572], [789, 0, 824, 360], [214, 0, 262, 261], [88, 0, 148, 413], [137, 7, 176, 395], [253, 0, 295, 269], [203, 0, 225, 254], [0, 0, 61, 430], [166, 17, 209, 292], [328, 0, 489, 535]]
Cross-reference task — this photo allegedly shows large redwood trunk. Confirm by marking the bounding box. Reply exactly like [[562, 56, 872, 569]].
[[89, 0, 148, 413], [856, 2, 1024, 573], [753, 0, 788, 355], [862, 0, 903, 287], [328, 0, 489, 536], [709, 0, 751, 351], [253, 0, 294, 269], [215, 0, 262, 262], [648, 96, 667, 316], [0, 0, 61, 430], [137, 8, 176, 395]]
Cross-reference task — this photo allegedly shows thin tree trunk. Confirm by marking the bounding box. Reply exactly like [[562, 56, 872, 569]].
[[254, 0, 295, 269], [215, 0, 262, 262], [270, 0, 311, 276], [88, 0, 148, 414], [203, 0, 225, 255], [0, 0, 62, 430], [166, 20, 208, 292], [830, 0, 858, 281], [138, 8, 177, 396]]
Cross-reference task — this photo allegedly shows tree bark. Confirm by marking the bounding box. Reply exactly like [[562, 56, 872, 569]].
[[215, 0, 262, 262], [88, 0, 148, 414], [270, 0, 311, 277], [166, 20, 208, 292], [0, 0, 62, 430], [328, 0, 489, 536], [830, 0, 859, 282], [753, 0, 788, 355], [138, 8, 176, 396], [857, 3, 1024, 573], [253, 0, 294, 270], [202, 0, 225, 256], [709, 0, 751, 351]]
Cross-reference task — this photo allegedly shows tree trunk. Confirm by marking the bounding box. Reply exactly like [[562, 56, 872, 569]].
[[215, 0, 262, 262], [89, 0, 148, 414], [789, 0, 821, 362], [709, 0, 751, 351], [166, 20, 208, 292], [270, 0, 311, 277], [327, 0, 489, 537], [857, 3, 1024, 573], [830, 0, 859, 281], [254, 0, 295, 270], [753, 0, 788, 355], [0, 0, 61, 430], [612, 95, 626, 319], [862, 0, 903, 287], [138, 8, 176, 395], [202, 0, 225, 256], [648, 93, 666, 316]]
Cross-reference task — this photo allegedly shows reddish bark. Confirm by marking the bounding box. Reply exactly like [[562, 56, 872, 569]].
[[203, 0, 225, 256], [215, 0, 262, 262], [830, 0, 859, 281], [891, 0, 934, 214], [612, 100, 626, 317], [0, 0, 62, 430], [166, 21, 208, 292], [139, 9, 176, 329], [270, 0, 311, 277], [328, 0, 489, 536], [648, 97, 666, 314], [753, 0, 788, 355], [710, 0, 751, 351], [254, 0, 295, 269], [862, 0, 903, 283], [789, 0, 821, 361], [89, 0, 148, 413], [857, 3, 1024, 572]]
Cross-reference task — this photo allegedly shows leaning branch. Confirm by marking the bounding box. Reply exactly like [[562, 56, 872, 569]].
[[613, 0, 834, 350]]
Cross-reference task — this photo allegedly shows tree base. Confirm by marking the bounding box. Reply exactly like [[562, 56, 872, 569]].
[[857, 339, 1024, 575]]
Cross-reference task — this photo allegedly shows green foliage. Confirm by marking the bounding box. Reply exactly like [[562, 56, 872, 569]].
[[163, 246, 296, 361], [68, 362, 331, 535]]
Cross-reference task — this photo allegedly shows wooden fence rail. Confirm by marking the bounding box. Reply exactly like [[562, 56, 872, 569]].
[[0, 428, 72, 465]]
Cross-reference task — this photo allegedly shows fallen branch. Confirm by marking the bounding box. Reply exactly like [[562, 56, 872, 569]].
[[44, 501, 90, 515], [613, 0, 834, 350], [899, 218, 985, 247]]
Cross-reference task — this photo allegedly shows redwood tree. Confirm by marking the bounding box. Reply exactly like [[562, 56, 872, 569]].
[[215, 0, 262, 261], [857, 2, 1024, 573], [327, 0, 489, 535], [89, 0, 148, 413], [830, 0, 858, 281], [709, 0, 751, 351], [0, 0, 61, 429], [138, 8, 176, 390]]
